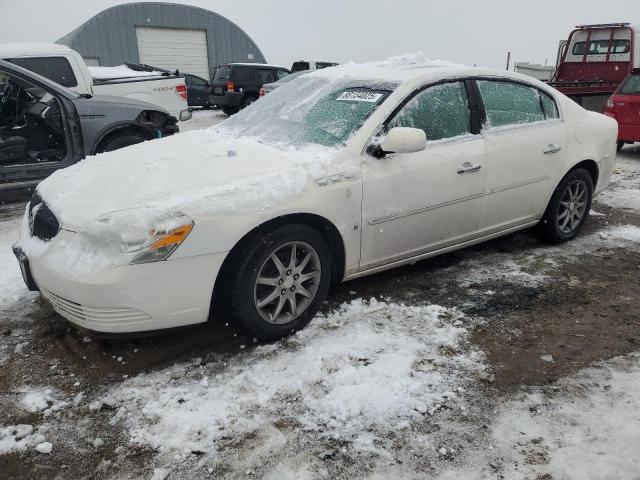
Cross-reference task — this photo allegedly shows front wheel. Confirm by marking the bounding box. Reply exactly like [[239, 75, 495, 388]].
[[97, 133, 146, 153], [222, 106, 239, 116], [539, 168, 593, 243], [229, 224, 333, 341]]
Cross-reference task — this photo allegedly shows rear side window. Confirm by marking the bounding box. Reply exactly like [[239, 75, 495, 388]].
[[291, 61, 310, 72], [388, 81, 471, 141], [540, 92, 560, 119], [275, 70, 289, 80], [620, 73, 640, 95], [477, 80, 545, 128], [8, 56, 78, 87], [213, 66, 230, 80], [230, 67, 253, 82], [256, 69, 276, 84]]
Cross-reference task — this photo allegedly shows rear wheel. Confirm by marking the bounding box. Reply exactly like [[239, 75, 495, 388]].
[[222, 106, 239, 116], [240, 97, 256, 110], [228, 224, 333, 341], [539, 168, 593, 243]]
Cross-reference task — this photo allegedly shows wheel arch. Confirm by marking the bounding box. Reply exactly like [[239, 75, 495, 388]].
[[569, 158, 599, 187], [92, 123, 153, 154], [210, 213, 347, 319]]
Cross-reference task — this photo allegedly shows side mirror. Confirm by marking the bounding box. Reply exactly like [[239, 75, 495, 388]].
[[372, 127, 427, 157]]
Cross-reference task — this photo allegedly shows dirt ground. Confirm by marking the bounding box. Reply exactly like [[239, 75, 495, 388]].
[[1, 142, 639, 479]]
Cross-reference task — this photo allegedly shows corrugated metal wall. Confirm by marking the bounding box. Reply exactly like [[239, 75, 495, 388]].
[[56, 2, 267, 78]]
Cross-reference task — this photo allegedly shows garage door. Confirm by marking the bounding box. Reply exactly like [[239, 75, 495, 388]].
[[135, 27, 210, 79]]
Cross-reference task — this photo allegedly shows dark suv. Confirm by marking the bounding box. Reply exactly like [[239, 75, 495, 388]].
[[210, 64, 290, 115]]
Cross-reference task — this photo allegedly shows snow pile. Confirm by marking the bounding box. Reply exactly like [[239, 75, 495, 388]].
[[443, 354, 640, 479], [20, 387, 67, 415], [88, 65, 165, 80], [0, 425, 47, 455], [110, 299, 484, 464]]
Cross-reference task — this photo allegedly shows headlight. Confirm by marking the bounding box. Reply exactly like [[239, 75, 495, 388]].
[[90, 211, 193, 264]]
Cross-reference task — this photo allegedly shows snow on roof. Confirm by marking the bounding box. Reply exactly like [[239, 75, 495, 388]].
[[0, 43, 75, 59], [308, 52, 469, 83], [88, 65, 164, 80]]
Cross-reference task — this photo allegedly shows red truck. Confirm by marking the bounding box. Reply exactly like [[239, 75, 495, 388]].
[[604, 69, 640, 150], [549, 23, 639, 112]]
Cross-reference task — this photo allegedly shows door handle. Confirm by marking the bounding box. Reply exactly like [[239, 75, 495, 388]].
[[457, 162, 482, 174], [543, 144, 562, 154]]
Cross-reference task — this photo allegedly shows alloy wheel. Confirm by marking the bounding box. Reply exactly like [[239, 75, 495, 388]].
[[253, 241, 321, 325], [557, 179, 588, 234]]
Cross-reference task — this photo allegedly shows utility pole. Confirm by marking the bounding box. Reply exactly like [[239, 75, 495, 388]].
[[506, 51, 511, 71]]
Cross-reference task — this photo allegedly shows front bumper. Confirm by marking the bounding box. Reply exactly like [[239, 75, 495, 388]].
[[17, 241, 227, 334]]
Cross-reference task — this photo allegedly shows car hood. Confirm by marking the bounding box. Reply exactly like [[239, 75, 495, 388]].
[[36, 129, 356, 230]]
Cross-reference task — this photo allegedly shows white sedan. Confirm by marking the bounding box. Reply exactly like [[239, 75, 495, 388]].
[[13, 59, 617, 340]]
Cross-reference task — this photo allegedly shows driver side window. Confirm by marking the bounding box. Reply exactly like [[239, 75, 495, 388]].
[[389, 81, 471, 142]]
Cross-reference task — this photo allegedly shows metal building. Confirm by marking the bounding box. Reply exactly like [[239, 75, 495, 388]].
[[56, 2, 267, 79]]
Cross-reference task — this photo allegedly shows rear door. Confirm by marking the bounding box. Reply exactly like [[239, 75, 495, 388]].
[[474, 79, 568, 233]]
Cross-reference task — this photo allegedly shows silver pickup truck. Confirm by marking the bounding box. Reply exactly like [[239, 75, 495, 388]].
[[0, 43, 191, 121], [0, 59, 179, 202]]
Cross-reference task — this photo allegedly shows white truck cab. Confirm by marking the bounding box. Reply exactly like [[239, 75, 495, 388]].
[[0, 43, 191, 120]]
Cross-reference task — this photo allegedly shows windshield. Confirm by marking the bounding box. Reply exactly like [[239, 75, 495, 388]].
[[219, 76, 395, 147], [620, 73, 640, 95]]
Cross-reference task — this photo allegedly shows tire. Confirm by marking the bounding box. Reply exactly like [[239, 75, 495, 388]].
[[97, 133, 146, 153], [228, 224, 333, 341], [539, 168, 593, 243], [617, 141, 625, 152], [240, 97, 256, 110], [222, 106, 239, 116]]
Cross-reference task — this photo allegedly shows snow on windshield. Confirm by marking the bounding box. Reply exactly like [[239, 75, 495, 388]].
[[219, 76, 396, 147]]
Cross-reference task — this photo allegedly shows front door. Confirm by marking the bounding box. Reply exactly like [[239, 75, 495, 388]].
[[361, 80, 487, 270]]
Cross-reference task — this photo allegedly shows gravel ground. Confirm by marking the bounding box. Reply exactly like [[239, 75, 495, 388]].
[[1, 112, 639, 479]]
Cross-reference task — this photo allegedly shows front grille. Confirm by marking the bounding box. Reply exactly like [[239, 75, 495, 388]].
[[29, 194, 59, 241]]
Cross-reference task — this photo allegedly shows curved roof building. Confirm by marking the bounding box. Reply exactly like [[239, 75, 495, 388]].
[[57, 2, 267, 79]]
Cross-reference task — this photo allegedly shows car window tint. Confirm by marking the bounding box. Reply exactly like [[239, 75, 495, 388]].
[[276, 70, 289, 81], [230, 67, 253, 82], [620, 73, 640, 95], [257, 69, 276, 84], [8, 57, 78, 88], [540, 92, 560, 119], [213, 66, 230, 80], [477, 80, 545, 128], [388, 81, 471, 141]]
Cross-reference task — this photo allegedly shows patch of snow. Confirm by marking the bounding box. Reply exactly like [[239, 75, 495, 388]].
[[443, 353, 640, 479], [0, 425, 43, 454], [111, 299, 484, 463], [459, 258, 549, 288], [88, 65, 165, 80], [35, 441, 52, 454], [20, 387, 66, 414]]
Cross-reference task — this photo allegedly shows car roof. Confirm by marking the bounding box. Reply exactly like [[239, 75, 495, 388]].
[[307, 55, 552, 91], [0, 43, 75, 59]]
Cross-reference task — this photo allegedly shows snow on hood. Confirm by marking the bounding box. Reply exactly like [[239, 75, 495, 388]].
[[36, 130, 355, 229]]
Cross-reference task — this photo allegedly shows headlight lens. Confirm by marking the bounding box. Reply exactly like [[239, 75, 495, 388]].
[[90, 211, 194, 264]]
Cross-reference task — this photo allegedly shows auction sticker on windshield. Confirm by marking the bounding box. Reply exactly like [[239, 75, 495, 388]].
[[336, 91, 384, 102]]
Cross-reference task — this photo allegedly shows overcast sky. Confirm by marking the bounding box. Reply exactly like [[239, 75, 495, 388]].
[[0, 0, 637, 68]]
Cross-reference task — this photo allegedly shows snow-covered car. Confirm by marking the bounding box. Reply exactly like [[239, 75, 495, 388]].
[[13, 57, 617, 340]]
